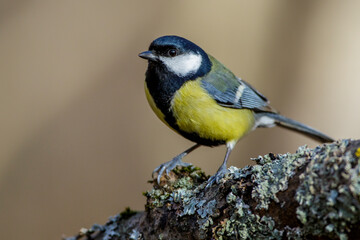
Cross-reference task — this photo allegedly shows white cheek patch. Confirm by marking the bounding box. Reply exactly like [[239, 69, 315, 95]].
[[159, 53, 202, 77]]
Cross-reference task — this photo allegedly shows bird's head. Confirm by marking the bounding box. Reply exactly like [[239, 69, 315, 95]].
[[139, 35, 211, 79]]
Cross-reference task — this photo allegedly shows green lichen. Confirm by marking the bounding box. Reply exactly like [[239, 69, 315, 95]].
[[225, 146, 310, 211], [144, 188, 171, 208], [65, 209, 139, 240], [172, 165, 209, 184], [129, 229, 143, 240], [141, 139, 359, 239], [200, 140, 360, 239], [178, 186, 219, 230], [144, 166, 207, 209], [249, 146, 309, 209], [282, 226, 303, 239], [295, 139, 360, 239], [213, 197, 284, 240]]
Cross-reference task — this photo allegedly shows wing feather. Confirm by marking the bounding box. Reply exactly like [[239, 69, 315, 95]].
[[201, 56, 272, 112]]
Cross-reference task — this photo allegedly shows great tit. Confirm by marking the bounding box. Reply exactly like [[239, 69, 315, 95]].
[[139, 35, 333, 186]]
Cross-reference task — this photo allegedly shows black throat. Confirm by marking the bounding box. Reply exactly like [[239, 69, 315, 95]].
[[144, 53, 223, 146], [145, 64, 185, 115], [145, 52, 211, 115]]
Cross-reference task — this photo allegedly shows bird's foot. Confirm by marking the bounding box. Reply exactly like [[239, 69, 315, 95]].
[[152, 154, 192, 184], [206, 166, 229, 188]]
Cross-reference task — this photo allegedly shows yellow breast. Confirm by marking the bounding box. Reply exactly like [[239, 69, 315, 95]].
[[170, 80, 255, 144]]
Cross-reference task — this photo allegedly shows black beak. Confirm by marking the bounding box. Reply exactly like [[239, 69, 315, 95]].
[[138, 51, 157, 61]]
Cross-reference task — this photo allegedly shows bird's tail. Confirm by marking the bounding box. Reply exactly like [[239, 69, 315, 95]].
[[255, 112, 334, 143]]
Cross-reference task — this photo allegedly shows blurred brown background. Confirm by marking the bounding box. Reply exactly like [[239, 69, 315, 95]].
[[1, 1, 359, 239]]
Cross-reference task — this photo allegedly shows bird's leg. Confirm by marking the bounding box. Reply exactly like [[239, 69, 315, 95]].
[[206, 146, 233, 187], [153, 144, 200, 184]]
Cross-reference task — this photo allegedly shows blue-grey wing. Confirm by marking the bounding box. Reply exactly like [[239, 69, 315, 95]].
[[201, 76, 271, 112], [201, 55, 273, 112]]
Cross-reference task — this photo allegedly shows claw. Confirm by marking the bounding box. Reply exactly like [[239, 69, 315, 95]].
[[157, 165, 167, 184], [206, 145, 233, 188], [152, 144, 200, 184], [152, 155, 192, 184], [152, 165, 162, 177], [206, 166, 229, 188], [206, 175, 216, 188]]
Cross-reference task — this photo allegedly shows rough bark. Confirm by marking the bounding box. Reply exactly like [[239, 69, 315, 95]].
[[65, 139, 360, 240]]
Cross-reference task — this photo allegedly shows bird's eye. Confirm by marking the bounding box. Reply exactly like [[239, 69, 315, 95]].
[[168, 49, 177, 57]]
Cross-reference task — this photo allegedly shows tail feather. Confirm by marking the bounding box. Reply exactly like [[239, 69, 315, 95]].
[[256, 112, 334, 143]]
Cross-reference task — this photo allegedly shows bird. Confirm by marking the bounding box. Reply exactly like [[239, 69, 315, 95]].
[[139, 35, 334, 187]]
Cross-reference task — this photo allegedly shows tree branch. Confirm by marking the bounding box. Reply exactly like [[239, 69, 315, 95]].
[[65, 139, 360, 240]]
